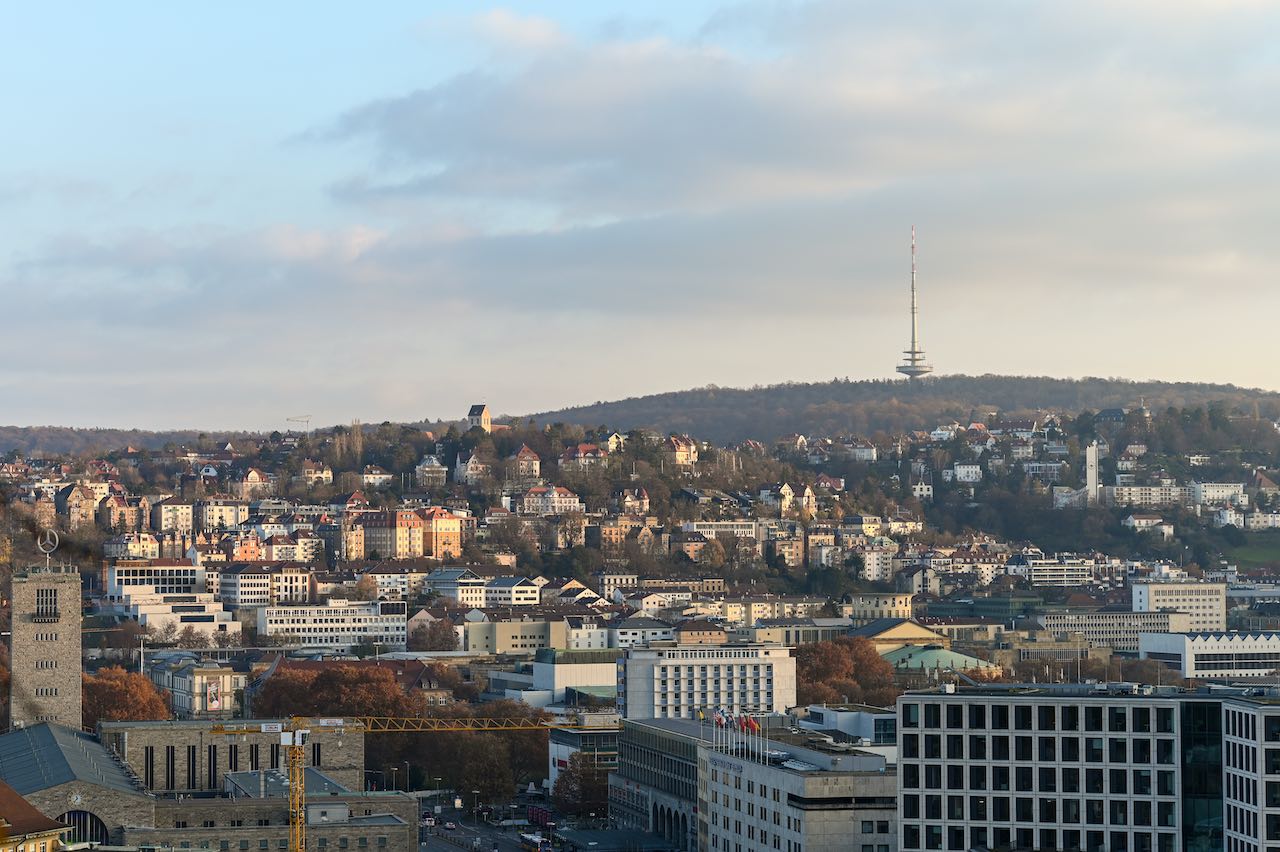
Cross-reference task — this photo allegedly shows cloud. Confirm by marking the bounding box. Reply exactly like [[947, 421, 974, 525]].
[[325, 1, 1280, 227], [6, 1, 1280, 430]]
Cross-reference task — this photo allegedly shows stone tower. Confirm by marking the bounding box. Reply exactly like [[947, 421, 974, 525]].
[[10, 565, 82, 728]]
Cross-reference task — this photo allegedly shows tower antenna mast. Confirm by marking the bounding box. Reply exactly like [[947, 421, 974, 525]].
[[897, 224, 934, 379]]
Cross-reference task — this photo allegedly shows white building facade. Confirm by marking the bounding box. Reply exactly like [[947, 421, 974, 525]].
[[619, 643, 796, 720]]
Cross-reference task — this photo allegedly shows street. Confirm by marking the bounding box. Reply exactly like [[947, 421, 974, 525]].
[[417, 811, 530, 852]]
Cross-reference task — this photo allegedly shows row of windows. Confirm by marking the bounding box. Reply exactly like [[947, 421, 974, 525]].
[[902, 735, 1177, 767], [902, 764, 1176, 796], [901, 703, 1173, 734], [902, 794, 1178, 825], [902, 824, 1178, 852], [169, 836, 389, 850]]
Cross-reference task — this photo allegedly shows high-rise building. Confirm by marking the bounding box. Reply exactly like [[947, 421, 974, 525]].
[[897, 226, 933, 380], [9, 565, 83, 728], [897, 684, 1223, 852]]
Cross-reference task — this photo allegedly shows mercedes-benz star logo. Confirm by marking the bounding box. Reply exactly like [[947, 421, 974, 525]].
[[36, 529, 59, 555]]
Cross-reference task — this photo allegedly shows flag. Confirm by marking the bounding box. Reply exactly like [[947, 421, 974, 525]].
[[713, 708, 725, 728], [738, 714, 749, 732], [697, 708, 705, 722], [747, 716, 761, 733]]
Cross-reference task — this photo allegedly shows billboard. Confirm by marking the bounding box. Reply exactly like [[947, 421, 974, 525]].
[[206, 681, 221, 712]]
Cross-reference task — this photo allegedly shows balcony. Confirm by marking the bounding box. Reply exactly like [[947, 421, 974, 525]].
[[32, 610, 61, 623]]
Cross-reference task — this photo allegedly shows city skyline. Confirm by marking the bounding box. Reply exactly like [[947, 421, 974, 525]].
[[4, 1, 1280, 430]]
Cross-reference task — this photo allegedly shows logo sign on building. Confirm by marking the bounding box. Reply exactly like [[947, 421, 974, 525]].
[[316, 718, 345, 727], [207, 682, 221, 711], [260, 722, 284, 733]]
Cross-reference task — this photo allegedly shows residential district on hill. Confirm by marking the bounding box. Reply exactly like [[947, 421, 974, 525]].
[[4, 397, 1280, 850]]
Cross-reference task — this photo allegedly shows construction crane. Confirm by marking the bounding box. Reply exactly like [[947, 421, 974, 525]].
[[211, 715, 618, 852], [286, 415, 312, 435]]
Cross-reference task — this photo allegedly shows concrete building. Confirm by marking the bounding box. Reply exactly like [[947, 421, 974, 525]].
[[458, 617, 568, 654], [1192, 481, 1247, 507], [549, 711, 619, 790], [256, 599, 407, 651], [9, 566, 82, 729], [1131, 580, 1228, 632], [608, 717, 897, 852], [619, 643, 796, 720], [1103, 485, 1194, 509], [841, 593, 914, 625], [1140, 631, 1280, 679], [897, 684, 1222, 852], [107, 584, 241, 640], [702, 728, 897, 852], [107, 558, 204, 595], [1036, 610, 1195, 653], [1004, 555, 1095, 587]]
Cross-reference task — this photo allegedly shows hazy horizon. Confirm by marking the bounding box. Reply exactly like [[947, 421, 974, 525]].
[[5, 2, 1280, 430]]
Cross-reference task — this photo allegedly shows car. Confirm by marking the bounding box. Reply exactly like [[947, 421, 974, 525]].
[[420, 817, 436, 827], [443, 822, 457, 831]]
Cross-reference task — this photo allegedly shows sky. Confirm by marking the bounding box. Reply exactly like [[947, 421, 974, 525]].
[[3, 1, 1280, 430]]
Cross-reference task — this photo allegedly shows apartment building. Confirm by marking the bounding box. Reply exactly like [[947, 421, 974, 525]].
[[1004, 556, 1095, 587], [1131, 580, 1228, 632], [1102, 485, 1194, 509]]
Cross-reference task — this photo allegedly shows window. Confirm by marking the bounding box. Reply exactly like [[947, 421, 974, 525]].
[[1015, 706, 1033, 730], [992, 705, 1009, 729], [1085, 706, 1103, 731], [1062, 706, 1080, 731], [1109, 707, 1128, 732], [1038, 706, 1056, 730]]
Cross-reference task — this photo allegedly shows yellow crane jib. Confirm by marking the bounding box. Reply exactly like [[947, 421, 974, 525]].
[[209, 716, 619, 852]]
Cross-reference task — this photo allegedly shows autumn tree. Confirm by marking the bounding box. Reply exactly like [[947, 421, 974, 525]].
[[0, 662, 9, 728], [83, 666, 171, 729], [551, 751, 609, 816], [794, 637, 900, 708], [350, 575, 379, 601], [408, 620, 458, 652]]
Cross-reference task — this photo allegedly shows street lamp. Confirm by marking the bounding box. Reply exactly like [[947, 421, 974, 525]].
[[472, 789, 481, 826], [404, 760, 411, 792], [390, 766, 398, 791]]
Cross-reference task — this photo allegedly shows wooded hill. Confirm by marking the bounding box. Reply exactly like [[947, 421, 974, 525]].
[[5, 374, 1280, 455], [528, 374, 1280, 444]]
